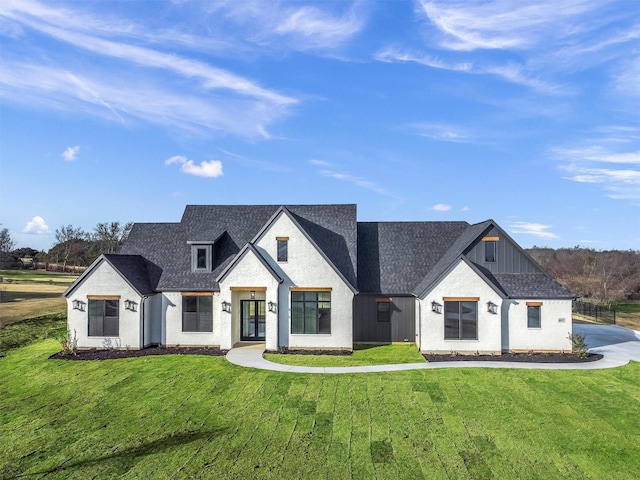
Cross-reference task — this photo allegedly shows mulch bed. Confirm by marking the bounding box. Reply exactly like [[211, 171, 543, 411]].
[[424, 352, 603, 363], [50, 346, 228, 361], [265, 349, 352, 356]]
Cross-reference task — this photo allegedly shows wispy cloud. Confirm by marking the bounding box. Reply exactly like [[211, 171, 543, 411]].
[[407, 122, 470, 143], [320, 169, 390, 196], [166, 155, 223, 178], [554, 139, 640, 203], [62, 145, 80, 161], [22, 215, 50, 234], [308, 159, 333, 167], [417, 0, 596, 52], [0, 0, 296, 138], [510, 222, 559, 239], [432, 203, 452, 212]]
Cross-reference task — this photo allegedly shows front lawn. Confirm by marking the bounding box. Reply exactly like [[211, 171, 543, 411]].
[[1, 341, 639, 479], [264, 343, 426, 367]]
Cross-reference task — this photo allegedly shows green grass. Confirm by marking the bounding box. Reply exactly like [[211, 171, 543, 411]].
[[0, 313, 66, 356], [613, 301, 640, 314], [265, 343, 426, 367], [0, 269, 78, 285], [1, 340, 640, 479]]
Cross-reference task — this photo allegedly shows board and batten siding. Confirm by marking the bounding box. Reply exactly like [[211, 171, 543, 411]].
[[464, 226, 541, 274], [353, 295, 416, 343]]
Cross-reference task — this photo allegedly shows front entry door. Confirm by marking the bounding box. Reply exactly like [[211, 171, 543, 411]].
[[240, 300, 266, 341]]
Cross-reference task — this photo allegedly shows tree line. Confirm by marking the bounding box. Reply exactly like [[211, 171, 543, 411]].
[[527, 247, 640, 305], [0, 222, 132, 271]]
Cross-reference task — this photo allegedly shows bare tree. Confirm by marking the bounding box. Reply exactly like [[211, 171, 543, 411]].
[[55, 225, 87, 272], [92, 221, 133, 254]]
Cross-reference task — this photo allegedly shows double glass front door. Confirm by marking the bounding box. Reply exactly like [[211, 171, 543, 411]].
[[240, 300, 266, 341]]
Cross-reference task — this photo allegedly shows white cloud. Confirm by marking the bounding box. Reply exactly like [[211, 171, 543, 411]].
[[461, 206, 470, 212], [62, 145, 80, 161], [408, 122, 470, 142], [417, 0, 596, 52], [166, 155, 223, 178], [510, 222, 559, 239], [309, 159, 333, 167], [432, 203, 452, 212], [319, 169, 395, 198], [22, 216, 50, 234]]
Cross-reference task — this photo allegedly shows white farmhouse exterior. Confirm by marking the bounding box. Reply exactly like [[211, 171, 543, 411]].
[[64, 204, 575, 354]]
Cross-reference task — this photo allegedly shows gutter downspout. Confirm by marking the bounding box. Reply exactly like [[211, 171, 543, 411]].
[[141, 295, 148, 348]]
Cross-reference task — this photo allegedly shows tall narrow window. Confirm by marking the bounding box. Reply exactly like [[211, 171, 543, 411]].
[[377, 301, 391, 322], [527, 305, 541, 328], [182, 295, 213, 332], [191, 244, 212, 272], [88, 298, 119, 336], [291, 290, 331, 334], [444, 300, 478, 340], [277, 237, 288, 262], [485, 240, 496, 263]]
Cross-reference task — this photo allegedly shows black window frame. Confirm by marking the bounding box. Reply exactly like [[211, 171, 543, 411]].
[[444, 300, 478, 340], [485, 240, 496, 263], [88, 298, 119, 337], [527, 305, 541, 329], [376, 301, 391, 322], [291, 291, 331, 334], [182, 295, 213, 332], [277, 239, 288, 262], [191, 244, 212, 273]]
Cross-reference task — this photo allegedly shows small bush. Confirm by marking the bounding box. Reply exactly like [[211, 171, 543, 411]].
[[60, 329, 78, 356], [568, 332, 589, 358]]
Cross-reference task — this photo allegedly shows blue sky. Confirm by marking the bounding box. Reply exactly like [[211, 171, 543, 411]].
[[1, 0, 639, 252]]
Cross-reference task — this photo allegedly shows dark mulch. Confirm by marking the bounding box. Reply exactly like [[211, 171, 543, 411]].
[[265, 348, 352, 356], [424, 352, 603, 363], [50, 346, 228, 361]]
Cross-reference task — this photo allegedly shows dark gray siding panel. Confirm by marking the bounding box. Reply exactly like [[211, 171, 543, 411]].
[[465, 226, 541, 274], [353, 295, 415, 343]]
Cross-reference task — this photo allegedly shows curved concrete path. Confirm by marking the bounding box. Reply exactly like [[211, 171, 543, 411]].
[[225, 324, 640, 374]]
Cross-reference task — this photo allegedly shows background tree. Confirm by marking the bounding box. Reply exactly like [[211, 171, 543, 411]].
[[54, 225, 87, 272], [91, 222, 133, 255], [0, 226, 15, 253]]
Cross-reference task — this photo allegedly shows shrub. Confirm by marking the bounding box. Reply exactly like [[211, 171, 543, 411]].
[[60, 329, 78, 356], [568, 332, 589, 358]]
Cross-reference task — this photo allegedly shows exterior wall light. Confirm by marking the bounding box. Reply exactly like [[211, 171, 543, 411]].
[[268, 301, 277, 313], [487, 301, 498, 314], [431, 301, 442, 314], [222, 301, 231, 313], [72, 299, 85, 311], [124, 299, 138, 312]]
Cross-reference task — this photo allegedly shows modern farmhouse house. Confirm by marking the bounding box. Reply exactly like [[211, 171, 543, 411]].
[[64, 204, 575, 354]]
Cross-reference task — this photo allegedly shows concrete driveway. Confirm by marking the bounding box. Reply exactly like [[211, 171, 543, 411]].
[[573, 323, 640, 363]]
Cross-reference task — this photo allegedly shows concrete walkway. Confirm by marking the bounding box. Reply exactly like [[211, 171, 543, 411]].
[[225, 323, 640, 374]]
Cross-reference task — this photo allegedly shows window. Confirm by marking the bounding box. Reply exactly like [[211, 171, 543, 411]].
[[444, 300, 478, 340], [377, 301, 391, 322], [485, 240, 496, 263], [277, 238, 288, 262], [291, 290, 331, 334], [182, 295, 213, 332], [88, 299, 119, 336], [191, 245, 212, 272], [527, 305, 541, 328]]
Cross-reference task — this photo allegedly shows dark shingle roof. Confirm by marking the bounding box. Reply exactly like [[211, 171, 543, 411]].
[[103, 254, 156, 295], [357, 221, 469, 293], [491, 273, 574, 299], [121, 204, 358, 291]]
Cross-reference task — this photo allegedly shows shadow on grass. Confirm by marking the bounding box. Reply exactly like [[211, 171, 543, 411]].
[[353, 343, 391, 351], [12, 429, 227, 478]]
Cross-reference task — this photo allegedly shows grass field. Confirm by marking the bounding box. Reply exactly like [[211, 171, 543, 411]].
[[1, 339, 639, 479], [0, 270, 76, 327], [265, 343, 426, 367]]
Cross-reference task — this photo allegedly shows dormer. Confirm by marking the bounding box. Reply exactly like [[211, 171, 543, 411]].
[[188, 241, 214, 273]]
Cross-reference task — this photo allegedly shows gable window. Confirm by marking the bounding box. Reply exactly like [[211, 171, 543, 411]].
[[191, 244, 212, 272], [182, 294, 213, 332], [484, 240, 497, 263], [88, 298, 119, 336], [444, 299, 478, 340], [527, 302, 542, 328], [376, 300, 391, 322], [291, 290, 331, 334], [277, 237, 288, 262]]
